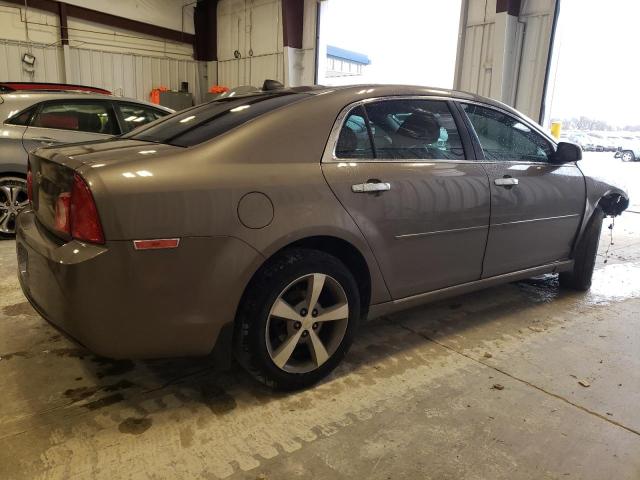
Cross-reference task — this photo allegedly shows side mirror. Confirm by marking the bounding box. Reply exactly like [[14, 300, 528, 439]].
[[552, 141, 582, 164]]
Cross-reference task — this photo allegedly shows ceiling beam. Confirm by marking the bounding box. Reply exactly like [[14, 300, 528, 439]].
[[3, 0, 195, 45]]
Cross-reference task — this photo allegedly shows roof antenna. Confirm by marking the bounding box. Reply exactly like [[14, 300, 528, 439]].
[[262, 79, 284, 91]]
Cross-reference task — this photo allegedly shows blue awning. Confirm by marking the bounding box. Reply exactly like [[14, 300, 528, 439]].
[[327, 45, 371, 65]]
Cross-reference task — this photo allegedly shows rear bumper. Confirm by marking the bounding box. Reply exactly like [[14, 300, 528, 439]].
[[16, 210, 263, 358]]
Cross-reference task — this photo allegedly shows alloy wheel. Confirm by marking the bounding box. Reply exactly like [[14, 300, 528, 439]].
[[265, 273, 349, 374], [621, 151, 634, 162], [0, 177, 29, 236]]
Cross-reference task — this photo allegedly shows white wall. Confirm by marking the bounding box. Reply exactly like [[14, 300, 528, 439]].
[[456, 0, 557, 122], [0, 0, 201, 102], [213, 0, 316, 89]]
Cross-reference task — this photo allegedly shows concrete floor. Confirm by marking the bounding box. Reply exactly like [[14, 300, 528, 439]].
[[1, 153, 639, 479]]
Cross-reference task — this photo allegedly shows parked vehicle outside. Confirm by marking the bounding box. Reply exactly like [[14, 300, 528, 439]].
[[16, 85, 629, 390], [0, 85, 173, 236]]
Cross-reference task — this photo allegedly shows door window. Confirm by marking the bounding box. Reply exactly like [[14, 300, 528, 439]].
[[462, 104, 553, 162], [116, 102, 167, 133], [363, 100, 465, 160], [31, 102, 117, 135]]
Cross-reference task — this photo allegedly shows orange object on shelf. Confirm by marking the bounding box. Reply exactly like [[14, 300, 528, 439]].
[[209, 85, 229, 94], [149, 86, 169, 104]]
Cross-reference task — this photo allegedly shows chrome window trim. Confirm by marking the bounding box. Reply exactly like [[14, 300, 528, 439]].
[[321, 95, 564, 166]]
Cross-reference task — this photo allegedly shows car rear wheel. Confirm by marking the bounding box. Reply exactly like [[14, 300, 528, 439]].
[[559, 208, 604, 291], [621, 150, 635, 162], [0, 176, 29, 238], [235, 248, 360, 390]]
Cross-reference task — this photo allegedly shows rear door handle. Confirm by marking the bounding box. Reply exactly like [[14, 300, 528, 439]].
[[352, 182, 391, 193], [494, 177, 519, 187]]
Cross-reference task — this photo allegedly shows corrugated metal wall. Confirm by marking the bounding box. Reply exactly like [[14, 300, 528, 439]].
[[0, 40, 64, 83], [0, 39, 203, 104], [68, 47, 202, 103], [456, 0, 556, 122], [216, 0, 285, 88]]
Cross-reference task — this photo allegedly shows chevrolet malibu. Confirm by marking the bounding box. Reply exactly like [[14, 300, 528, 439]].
[[16, 85, 629, 390]]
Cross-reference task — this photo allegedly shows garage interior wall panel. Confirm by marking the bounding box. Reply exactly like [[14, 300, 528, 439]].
[[0, 40, 64, 83], [68, 47, 202, 102], [456, 0, 557, 122], [216, 0, 285, 88]]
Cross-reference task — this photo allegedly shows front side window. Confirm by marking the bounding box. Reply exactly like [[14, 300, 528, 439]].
[[31, 101, 117, 135], [116, 102, 167, 133], [336, 99, 465, 161], [462, 104, 553, 162]]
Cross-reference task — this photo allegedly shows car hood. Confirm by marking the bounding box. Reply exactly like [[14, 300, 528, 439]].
[[33, 139, 183, 170]]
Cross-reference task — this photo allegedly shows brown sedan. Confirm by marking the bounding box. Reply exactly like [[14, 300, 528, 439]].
[[15, 85, 629, 389]]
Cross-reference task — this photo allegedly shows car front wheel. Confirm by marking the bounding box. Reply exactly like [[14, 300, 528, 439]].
[[559, 208, 604, 291], [621, 150, 635, 162], [235, 248, 360, 390], [0, 176, 29, 238]]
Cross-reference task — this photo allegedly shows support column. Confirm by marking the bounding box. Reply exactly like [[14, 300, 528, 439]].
[[282, 0, 304, 87], [490, 0, 522, 104], [58, 2, 72, 83]]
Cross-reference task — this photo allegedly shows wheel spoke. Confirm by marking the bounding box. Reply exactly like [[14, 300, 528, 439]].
[[315, 302, 349, 323], [272, 329, 304, 368], [0, 212, 11, 232], [308, 329, 329, 367], [9, 186, 20, 204], [305, 273, 326, 311], [271, 298, 301, 321]]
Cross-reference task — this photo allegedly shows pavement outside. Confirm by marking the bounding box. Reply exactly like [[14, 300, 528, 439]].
[[0, 152, 638, 479]]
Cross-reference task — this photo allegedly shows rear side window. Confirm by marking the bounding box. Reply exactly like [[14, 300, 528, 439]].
[[31, 101, 117, 135], [116, 102, 168, 133], [335, 99, 465, 160], [125, 92, 307, 147], [5, 106, 36, 125], [335, 106, 374, 158], [462, 104, 553, 162]]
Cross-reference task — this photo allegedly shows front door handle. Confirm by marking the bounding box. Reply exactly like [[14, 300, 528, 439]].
[[352, 181, 391, 193], [494, 177, 519, 187]]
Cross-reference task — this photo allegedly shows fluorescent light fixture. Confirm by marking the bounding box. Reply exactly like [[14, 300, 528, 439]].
[[136, 170, 153, 177], [138, 150, 156, 155], [122, 172, 136, 178], [124, 115, 137, 122], [133, 116, 145, 122], [179, 115, 196, 123], [230, 105, 250, 112]]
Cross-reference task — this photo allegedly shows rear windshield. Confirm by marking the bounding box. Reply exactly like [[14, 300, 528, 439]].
[[123, 92, 307, 147]]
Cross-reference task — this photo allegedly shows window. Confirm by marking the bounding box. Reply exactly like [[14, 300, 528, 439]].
[[335, 106, 373, 159], [360, 99, 465, 160], [125, 92, 307, 147], [31, 101, 117, 135], [462, 104, 553, 162], [5, 106, 36, 126], [116, 102, 168, 133]]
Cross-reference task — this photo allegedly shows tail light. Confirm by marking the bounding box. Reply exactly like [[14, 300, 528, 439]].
[[53, 173, 105, 244], [26, 162, 33, 203]]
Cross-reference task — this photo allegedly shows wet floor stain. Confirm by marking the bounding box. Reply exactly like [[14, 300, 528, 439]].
[[92, 357, 136, 378], [64, 379, 135, 404], [201, 383, 237, 415], [118, 416, 153, 435], [0, 351, 30, 361], [2, 302, 34, 317], [84, 393, 125, 411], [588, 262, 640, 304]]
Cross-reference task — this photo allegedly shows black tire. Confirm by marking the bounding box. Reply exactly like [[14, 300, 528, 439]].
[[559, 208, 604, 291], [234, 248, 360, 390]]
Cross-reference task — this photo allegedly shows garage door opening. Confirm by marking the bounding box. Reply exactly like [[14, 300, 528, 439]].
[[316, 0, 462, 88]]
